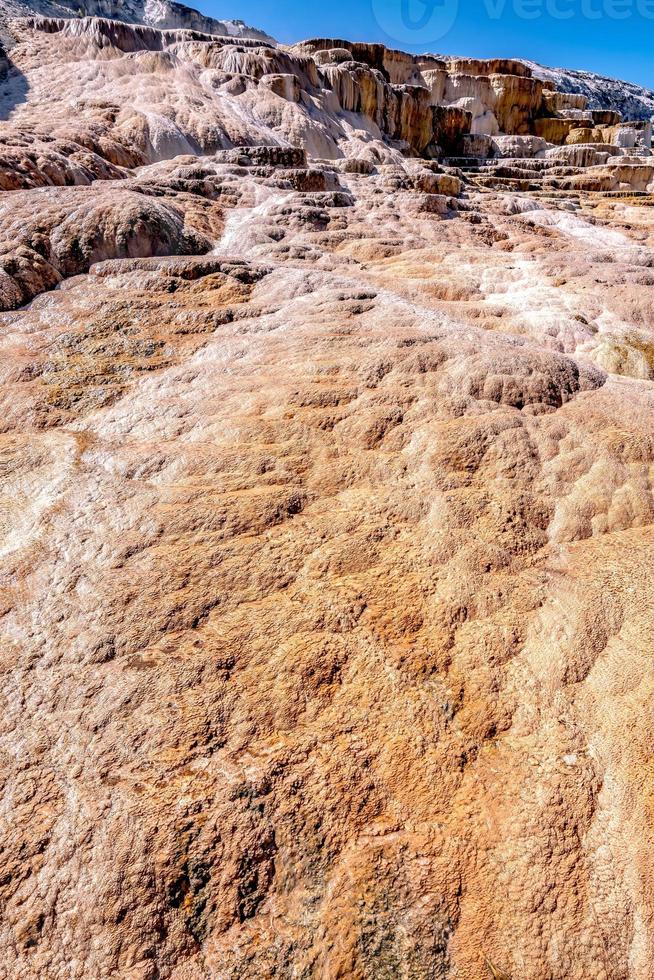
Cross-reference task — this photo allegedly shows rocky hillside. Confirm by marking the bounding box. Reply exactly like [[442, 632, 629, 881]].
[[0, 0, 274, 41], [3, 0, 653, 120], [525, 59, 654, 121], [2, 10, 654, 980]]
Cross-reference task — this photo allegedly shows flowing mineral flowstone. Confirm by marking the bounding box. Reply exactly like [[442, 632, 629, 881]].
[[2, 8, 654, 980]]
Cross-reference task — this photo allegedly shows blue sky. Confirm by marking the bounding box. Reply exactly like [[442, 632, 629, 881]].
[[203, 0, 654, 88]]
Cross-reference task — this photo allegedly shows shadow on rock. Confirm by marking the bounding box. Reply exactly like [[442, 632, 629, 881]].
[[0, 42, 29, 120]]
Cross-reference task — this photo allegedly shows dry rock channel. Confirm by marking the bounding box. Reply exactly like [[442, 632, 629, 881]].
[[2, 11, 654, 980]]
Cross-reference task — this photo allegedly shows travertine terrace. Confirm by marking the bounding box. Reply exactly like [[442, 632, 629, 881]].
[[2, 9, 654, 980]]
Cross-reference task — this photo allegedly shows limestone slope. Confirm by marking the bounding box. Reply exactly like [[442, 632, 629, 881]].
[[1, 13, 654, 980], [525, 59, 654, 121], [0, 0, 274, 42]]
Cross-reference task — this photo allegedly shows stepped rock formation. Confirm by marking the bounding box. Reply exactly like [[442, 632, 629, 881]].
[[3, 7, 654, 980]]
